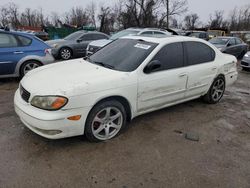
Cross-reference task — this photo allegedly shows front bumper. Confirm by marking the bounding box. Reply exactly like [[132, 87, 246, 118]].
[[14, 90, 91, 139]]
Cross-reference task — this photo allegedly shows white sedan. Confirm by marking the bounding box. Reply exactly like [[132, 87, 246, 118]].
[[14, 36, 238, 142]]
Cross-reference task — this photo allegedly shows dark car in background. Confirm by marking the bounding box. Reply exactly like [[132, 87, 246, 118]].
[[46, 31, 109, 60], [186, 31, 209, 40], [34, 31, 49, 41], [0, 30, 54, 78], [209, 37, 248, 59]]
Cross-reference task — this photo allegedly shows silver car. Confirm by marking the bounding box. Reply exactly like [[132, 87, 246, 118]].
[[86, 28, 171, 56], [241, 51, 250, 71]]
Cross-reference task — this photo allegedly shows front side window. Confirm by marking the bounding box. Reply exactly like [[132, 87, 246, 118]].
[[0, 33, 18, 48], [185, 41, 215, 66], [150, 42, 184, 71], [64, 31, 86, 40], [88, 39, 158, 72]]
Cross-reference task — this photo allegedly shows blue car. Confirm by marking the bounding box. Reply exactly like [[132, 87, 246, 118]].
[[0, 30, 54, 78]]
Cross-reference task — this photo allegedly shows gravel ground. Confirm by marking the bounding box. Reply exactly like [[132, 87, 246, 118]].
[[0, 68, 249, 188]]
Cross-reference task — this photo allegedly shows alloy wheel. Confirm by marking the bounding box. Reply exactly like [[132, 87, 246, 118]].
[[60, 48, 71, 60], [211, 78, 225, 101], [91, 107, 123, 141], [23, 62, 40, 75]]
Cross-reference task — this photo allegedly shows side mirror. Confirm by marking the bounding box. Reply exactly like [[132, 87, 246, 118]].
[[77, 39, 83, 43], [144, 60, 162, 74]]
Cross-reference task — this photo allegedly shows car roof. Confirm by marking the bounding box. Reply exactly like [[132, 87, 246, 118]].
[[122, 35, 207, 44], [126, 27, 168, 33], [0, 30, 34, 38]]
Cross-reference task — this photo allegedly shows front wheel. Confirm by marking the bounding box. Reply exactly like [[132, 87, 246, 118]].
[[85, 100, 127, 142], [203, 76, 226, 104]]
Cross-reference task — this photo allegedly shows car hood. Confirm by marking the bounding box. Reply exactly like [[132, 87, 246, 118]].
[[89, 39, 112, 48], [21, 59, 132, 97], [46, 39, 67, 46]]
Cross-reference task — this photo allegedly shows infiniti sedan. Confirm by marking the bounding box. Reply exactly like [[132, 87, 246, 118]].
[[15, 36, 238, 142], [46, 31, 109, 60], [209, 37, 248, 59]]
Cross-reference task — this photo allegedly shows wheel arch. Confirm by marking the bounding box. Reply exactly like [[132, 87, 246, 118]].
[[90, 95, 133, 122], [19, 59, 43, 75]]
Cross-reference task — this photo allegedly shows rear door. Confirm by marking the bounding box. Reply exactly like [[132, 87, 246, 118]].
[[138, 42, 188, 113], [183, 41, 217, 98], [0, 32, 20, 75], [225, 38, 238, 57]]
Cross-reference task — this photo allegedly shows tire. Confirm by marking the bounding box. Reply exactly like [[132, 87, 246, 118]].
[[20, 60, 41, 78], [202, 75, 226, 104], [59, 47, 72, 60], [85, 100, 127, 142]]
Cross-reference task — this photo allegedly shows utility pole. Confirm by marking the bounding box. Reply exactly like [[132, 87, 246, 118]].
[[166, 0, 169, 28]]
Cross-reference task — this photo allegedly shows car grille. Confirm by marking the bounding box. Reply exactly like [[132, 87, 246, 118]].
[[241, 61, 249, 66], [20, 85, 31, 103]]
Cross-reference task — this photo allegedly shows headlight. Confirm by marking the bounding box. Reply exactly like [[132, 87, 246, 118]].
[[244, 53, 249, 57], [31, 96, 68, 111]]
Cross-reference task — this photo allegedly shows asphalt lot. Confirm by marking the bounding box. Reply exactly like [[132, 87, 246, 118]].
[[0, 68, 250, 188]]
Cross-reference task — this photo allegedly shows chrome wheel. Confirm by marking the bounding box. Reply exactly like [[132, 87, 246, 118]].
[[211, 78, 225, 101], [91, 107, 123, 141], [23, 62, 40, 75], [60, 48, 71, 60]]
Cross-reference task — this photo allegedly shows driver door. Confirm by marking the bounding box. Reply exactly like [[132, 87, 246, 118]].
[[137, 42, 188, 114]]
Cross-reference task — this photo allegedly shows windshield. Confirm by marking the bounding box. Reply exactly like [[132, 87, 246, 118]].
[[209, 38, 229, 45], [64, 31, 85, 40], [188, 33, 200, 38], [110, 30, 140, 40], [88, 39, 158, 72]]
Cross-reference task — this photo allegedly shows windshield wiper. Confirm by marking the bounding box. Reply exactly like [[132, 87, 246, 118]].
[[94, 61, 114, 69]]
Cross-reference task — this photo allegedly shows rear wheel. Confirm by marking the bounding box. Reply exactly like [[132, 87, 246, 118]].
[[85, 100, 127, 142], [60, 47, 72, 60], [203, 76, 225, 104], [20, 60, 41, 78]]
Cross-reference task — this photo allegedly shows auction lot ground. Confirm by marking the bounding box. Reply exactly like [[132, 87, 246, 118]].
[[0, 68, 250, 188]]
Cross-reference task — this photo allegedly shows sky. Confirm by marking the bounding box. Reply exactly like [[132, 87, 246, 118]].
[[0, 0, 249, 23]]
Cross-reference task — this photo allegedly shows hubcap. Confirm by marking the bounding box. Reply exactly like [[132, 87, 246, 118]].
[[23, 63, 39, 75], [61, 49, 71, 60], [212, 79, 225, 101], [91, 107, 123, 140]]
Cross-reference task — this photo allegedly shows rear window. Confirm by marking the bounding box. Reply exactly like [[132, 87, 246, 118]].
[[17, 35, 32, 46]]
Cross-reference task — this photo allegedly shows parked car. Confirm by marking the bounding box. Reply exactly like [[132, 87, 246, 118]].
[[208, 30, 226, 39], [86, 28, 171, 56], [186, 31, 209, 40], [0, 30, 54, 78], [209, 37, 248, 59], [15, 36, 238, 141], [241, 51, 250, 71], [34, 31, 49, 41], [46, 31, 109, 60]]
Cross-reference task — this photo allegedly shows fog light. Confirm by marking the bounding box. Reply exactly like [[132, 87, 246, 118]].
[[68, 115, 82, 121]]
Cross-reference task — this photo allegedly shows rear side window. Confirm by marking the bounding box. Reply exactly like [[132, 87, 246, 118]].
[[92, 34, 109, 40], [0, 33, 18, 48], [185, 41, 215, 66], [235, 38, 242, 44], [229, 38, 236, 46], [151, 42, 184, 70], [17, 35, 32, 46]]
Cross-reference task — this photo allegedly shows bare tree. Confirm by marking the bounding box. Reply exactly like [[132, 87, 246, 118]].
[[184, 13, 199, 30], [208, 10, 228, 29], [86, 2, 97, 28], [160, 0, 188, 28]]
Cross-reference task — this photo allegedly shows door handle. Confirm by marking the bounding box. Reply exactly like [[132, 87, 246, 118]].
[[14, 51, 24, 54], [179, 73, 187, 77]]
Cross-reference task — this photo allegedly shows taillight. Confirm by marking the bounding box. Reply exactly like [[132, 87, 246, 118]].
[[45, 49, 52, 54]]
